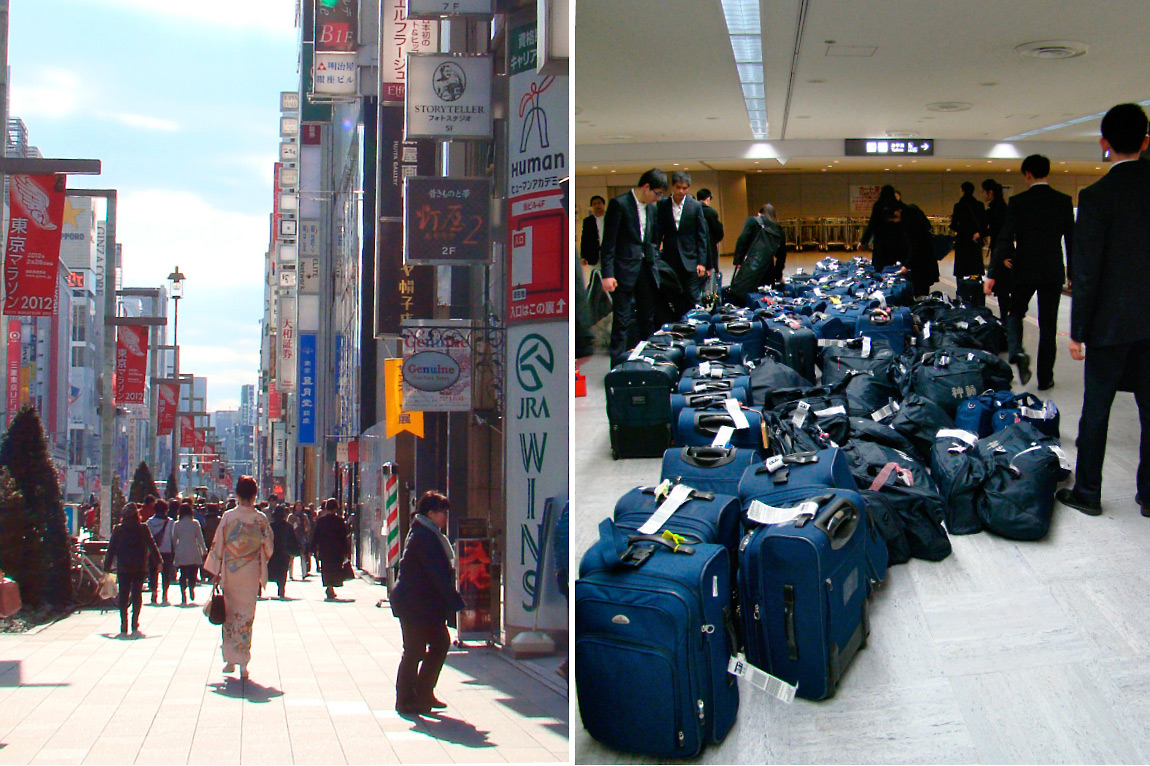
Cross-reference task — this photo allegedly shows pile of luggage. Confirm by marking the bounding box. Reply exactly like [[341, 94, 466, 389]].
[[581, 257, 1072, 757]]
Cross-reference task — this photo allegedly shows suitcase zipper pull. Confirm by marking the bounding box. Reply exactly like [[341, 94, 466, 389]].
[[697, 699, 705, 722], [754, 603, 760, 620]]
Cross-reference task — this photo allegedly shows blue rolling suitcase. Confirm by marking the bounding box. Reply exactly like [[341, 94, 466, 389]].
[[605, 359, 679, 459], [678, 363, 752, 399], [737, 490, 872, 700], [856, 306, 915, 353], [576, 519, 739, 757], [762, 316, 818, 383], [675, 404, 767, 455], [661, 446, 759, 498], [661, 320, 711, 343], [713, 319, 766, 362], [671, 390, 748, 425], [685, 341, 746, 366], [613, 483, 743, 556], [736, 447, 857, 512]]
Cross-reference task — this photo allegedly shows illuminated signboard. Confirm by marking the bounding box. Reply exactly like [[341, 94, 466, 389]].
[[845, 138, 934, 156]]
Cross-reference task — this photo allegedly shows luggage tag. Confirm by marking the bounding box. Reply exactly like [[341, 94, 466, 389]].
[[639, 484, 694, 535], [861, 336, 872, 358], [699, 361, 712, 377], [814, 405, 847, 418], [1049, 445, 1072, 471], [791, 400, 810, 429], [703, 337, 722, 345], [724, 399, 750, 430], [870, 291, 887, 308], [975, 315, 987, 325], [871, 400, 900, 421], [628, 341, 648, 361], [938, 428, 978, 453], [711, 425, 735, 448], [1020, 405, 1048, 420], [746, 499, 820, 526], [762, 455, 786, 473], [817, 338, 849, 348], [923, 321, 932, 339], [813, 287, 825, 297]]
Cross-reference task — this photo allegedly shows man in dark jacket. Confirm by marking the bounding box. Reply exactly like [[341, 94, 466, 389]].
[[1057, 104, 1150, 517], [391, 491, 464, 716], [949, 181, 987, 278], [579, 195, 606, 266], [696, 188, 724, 290], [599, 168, 667, 366], [985, 154, 1075, 388], [654, 170, 709, 307]]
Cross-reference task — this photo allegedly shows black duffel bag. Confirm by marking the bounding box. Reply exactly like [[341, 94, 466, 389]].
[[843, 373, 901, 420], [848, 416, 921, 459], [931, 429, 988, 535], [885, 393, 955, 461], [974, 422, 1070, 541], [746, 355, 812, 407]]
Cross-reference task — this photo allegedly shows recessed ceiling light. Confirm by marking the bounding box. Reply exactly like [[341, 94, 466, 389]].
[[833, 160, 840, 164], [1096, 166, 1102, 170], [754, 161, 760, 164], [1015, 40, 1088, 60], [980, 82, 998, 87], [987, 160, 993, 163], [592, 166, 598, 170], [604, 134, 633, 141], [673, 163, 679, 166], [821, 168, 827, 172], [946, 168, 952, 171], [1059, 161, 1066, 164], [897, 164, 903, 167], [927, 102, 972, 112], [758, 170, 763, 173], [610, 170, 616, 173], [807, 78, 827, 84], [884, 168, 890, 171]]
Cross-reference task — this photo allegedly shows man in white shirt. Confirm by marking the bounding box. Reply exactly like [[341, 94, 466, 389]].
[[655, 170, 709, 309]]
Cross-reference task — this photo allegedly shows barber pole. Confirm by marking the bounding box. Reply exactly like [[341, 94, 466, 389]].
[[384, 469, 400, 567]]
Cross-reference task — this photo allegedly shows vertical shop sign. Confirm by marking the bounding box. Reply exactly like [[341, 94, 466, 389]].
[[4, 174, 67, 317], [315, 0, 357, 51], [277, 295, 297, 391], [268, 381, 282, 420], [156, 382, 178, 436], [383, 358, 424, 438], [114, 325, 148, 404], [179, 416, 196, 449], [504, 322, 568, 633], [506, 23, 568, 323], [375, 105, 436, 336], [381, 0, 438, 102], [298, 332, 317, 445]]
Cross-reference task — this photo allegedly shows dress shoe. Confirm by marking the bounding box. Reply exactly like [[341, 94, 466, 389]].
[[1014, 353, 1032, 386], [1056, 487, 1102, 516], [1137, 494, 1150, 518], [395, 702, 430, 716], [1038, 380, 1055, 391], [420, 695, 447, 710]]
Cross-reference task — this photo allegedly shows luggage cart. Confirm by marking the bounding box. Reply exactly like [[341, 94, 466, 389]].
[[780, 218, 799, 250], [799, 218, 823, 251], [847, 217, 868, 250], [929, 216, 951, 236], [822, 217, 849, 250]]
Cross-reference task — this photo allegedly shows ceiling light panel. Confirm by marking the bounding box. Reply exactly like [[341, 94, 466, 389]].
[[720, 0, 759, 34], [741, 82, 765, 99], [722, 0, 766, 139], [730, 35, 763, 63]]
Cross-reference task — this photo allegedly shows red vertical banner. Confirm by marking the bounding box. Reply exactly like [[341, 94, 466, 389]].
[[194, 428, 205, 454], [268, 382, 282, 419], [114, 325, 148, 404], [179, 416, 196, 449], [4, 174, 67, 317], [156, 382, 178, 435], [6, 320, 21, 423]]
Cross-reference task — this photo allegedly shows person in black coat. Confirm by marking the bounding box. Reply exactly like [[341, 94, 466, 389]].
[[1057, 103, 1150, 517], [390, 491, 464, 716], [311, 498, 350, 600], [982, 179, 1011, 320], [579, 195, 606, 266], [654, 170, 709, 307], [985, 154, 1075, 389], [949, 181, 987, 277], [268, 505, 299, 599], [729, 203, 786, 301], [901, 202, 939, 297], [104, 504, 161, 636], [696, 188, 724, 280], [859, 185, 908, 271], [599, 168, 668, 366]]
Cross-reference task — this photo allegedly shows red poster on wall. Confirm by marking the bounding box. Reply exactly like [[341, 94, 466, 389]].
[[179, 416, 196, 449], [156, 382, 178, 435], [3, 174, 67, 317], [6, 320, 20, 423], [114, 325, 148, 404], [268, 382, 282, 420]]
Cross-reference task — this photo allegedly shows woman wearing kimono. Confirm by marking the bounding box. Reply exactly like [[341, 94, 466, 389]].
[[204, 475, 273, 680]]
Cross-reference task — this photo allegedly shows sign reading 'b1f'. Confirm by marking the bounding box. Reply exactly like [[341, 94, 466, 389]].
[[4, 174, 67, 317]]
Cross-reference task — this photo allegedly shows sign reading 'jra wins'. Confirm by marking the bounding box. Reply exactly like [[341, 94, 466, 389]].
[[404, 177, 491, 264]]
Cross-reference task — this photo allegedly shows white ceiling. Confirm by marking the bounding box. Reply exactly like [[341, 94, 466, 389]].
[[574, 0, 1150, 174]]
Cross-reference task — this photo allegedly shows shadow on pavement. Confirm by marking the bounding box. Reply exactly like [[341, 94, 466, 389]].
[[207, 678, 284, 703], [0, 660, 70, 688], [413, 713, 494, 748], [446, 647, 569, 723]]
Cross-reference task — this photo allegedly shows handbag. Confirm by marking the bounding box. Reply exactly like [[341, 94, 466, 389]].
[[205, 584, 226, 625], [586, 267, 612, 325], [340, 561, 355, 582], [98, 572, 118, 601]]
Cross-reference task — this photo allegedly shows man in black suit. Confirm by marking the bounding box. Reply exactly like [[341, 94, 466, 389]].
[[653, 171, 708, 310], [600, 168, 668, 366], [696, 188, 724, 289], [580, 195, 606, 266], [1056, 103, 1150, 517], [984, 154, 1074, 388]]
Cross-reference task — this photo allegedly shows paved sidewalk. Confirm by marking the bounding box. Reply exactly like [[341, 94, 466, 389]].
[[0, 574, 568, 764]]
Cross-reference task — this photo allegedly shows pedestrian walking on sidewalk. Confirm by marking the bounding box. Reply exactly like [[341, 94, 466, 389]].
[[171, 501, 206, 605], [288, 502, 312, 579], [104, 505, 161, 636], [390, 491, 464, 716], [313, 498, 350, 600], [146, 500, 175, 605], [204, 476, 273, 681], [268, 505, 299, 599]]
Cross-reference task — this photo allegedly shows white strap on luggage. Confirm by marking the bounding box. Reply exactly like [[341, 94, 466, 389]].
[[638, 484, 694, 535], [711, 425, 735, 448], [728, 654, 797, 704], [725, 399, 750, 430], [745, 499, 819, 526]]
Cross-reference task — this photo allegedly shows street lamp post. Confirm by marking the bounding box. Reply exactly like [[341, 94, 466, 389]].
[[167, 267, 184, 495]]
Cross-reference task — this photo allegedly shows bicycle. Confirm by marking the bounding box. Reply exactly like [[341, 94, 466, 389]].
[[71, 543, 106, 608]]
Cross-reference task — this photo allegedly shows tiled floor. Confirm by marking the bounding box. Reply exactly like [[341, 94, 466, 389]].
[[0, 574, 568, 764], [573, 253, 1150, 764]]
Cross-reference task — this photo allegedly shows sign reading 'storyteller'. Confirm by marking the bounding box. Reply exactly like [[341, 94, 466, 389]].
[[405, 54, 492, 139]]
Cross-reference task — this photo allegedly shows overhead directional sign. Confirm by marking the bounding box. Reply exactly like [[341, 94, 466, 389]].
[[845, 138, 934, 156]]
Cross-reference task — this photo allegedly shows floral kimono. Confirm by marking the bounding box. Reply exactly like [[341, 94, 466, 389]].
[[204, 505, 273, 666]]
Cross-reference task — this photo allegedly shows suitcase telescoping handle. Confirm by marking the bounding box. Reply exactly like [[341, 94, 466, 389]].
[[598, 518, 698, 569], [681, 445, 736, 467], [697, 345, 732, 361], [810, 495, 859, 550]]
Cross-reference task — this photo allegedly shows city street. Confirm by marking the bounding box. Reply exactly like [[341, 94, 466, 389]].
[[0, 574, 568, 764]]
